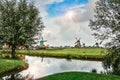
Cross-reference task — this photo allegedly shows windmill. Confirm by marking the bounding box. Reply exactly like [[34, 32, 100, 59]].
[[39, 37, 47, 47], [74, 37, 81, 48]]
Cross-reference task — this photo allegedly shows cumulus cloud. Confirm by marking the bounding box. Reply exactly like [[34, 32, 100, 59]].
[[33, 0, 98, 46], [80, 0, 97, 21], [68, 0, 97, 23], [54, 14, 80, 40], [54, 15, 95, 46], [50, 0, 98, 46]]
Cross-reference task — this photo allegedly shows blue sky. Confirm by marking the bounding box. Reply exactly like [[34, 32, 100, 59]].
[[46, 0, 88, 17]]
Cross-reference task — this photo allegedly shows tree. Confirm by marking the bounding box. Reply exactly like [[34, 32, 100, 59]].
[[0, 0, 45, 58], [110, 0, 120, 3], [89, 0, 120, 75], [82, 43, 85, 48]]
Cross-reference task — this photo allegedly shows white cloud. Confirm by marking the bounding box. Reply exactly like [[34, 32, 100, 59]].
[[48, 0, 98, 46], [32, 0, 64, 17], [47, 0, 64, 4], [33, 0, 98, 46], [80, 0, 97, 21], [68, 4, 85, 10], [68, 0, 97, 22], [54, 14, 96, 46]]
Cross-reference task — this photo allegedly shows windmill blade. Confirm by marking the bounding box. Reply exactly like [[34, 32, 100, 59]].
[[44, 40, 47, 42], [75, 37, 77, 40], [42, 37, 43, 41]]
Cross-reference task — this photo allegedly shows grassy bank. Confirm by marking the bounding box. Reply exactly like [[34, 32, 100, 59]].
[[0, 57, 26, 74], [38, 72, 120, 80], [19, 48, 107, 60], [1, 48, 107, 60]]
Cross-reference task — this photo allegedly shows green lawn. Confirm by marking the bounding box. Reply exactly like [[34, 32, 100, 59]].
[[0, 57, 26, 74], [37, 72, 120, 80], [0, 48, 107, 60]]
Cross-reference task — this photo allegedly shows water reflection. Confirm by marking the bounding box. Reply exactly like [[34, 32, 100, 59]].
[[20, 56, 104, 79], [0, 74, 34, 80]]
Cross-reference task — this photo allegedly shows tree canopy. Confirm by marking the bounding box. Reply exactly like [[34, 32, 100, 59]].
[[89, 0, 120, 75], [0, 0, 45, 58], [89, 0, 120, 47]]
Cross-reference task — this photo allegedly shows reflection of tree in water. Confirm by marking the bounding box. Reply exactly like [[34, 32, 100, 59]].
[[0, 73, 34, 80]]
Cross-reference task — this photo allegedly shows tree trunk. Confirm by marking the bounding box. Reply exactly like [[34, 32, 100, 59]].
[[11, 45, 16, 58]]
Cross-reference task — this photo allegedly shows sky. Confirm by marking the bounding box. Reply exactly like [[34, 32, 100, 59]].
[[30, 0, 98, 47]]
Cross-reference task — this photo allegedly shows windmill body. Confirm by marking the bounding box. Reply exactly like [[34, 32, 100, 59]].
[[40, 40, 46, 47], [74, 38, 81, 48], [39, 37, 48, 49]]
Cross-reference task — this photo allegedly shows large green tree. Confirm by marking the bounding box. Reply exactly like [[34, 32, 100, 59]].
[[89, 0, 120, 75], [0, 0, 44, 58]]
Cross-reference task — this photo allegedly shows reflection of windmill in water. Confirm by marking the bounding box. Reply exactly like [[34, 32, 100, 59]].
[[74, 37, 81, 48]]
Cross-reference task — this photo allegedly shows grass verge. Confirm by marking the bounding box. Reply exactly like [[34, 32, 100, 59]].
[[20, 48, 107, 60], [0, 57, 26, 74], [0, 48, 107, 61], [37, 72, 120, 80]]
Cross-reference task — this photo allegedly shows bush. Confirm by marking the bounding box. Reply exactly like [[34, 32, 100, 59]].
[[91, 68, 97, 73]]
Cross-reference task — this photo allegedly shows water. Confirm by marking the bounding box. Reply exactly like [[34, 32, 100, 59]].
[[0, 56, 104, 79], [20, 56, 104, 79]]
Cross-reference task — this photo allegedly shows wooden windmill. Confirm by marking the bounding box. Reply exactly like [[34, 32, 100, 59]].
[[74, 37, 81, 48]]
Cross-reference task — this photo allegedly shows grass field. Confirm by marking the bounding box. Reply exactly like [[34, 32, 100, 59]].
[[19, 48, 107, 60], [38, 72, 120, 80], [0, 57, 26, 74], [1, 48, 107, 60]]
